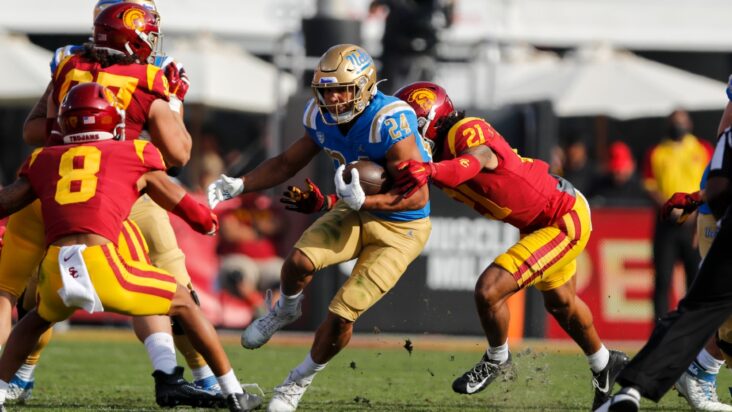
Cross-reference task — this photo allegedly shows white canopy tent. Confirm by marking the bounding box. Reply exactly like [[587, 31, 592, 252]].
[[435, 44, 561, 109], [166, 36, 297, 113], [0, 34, 51, 103], [495, 44, 727, 119]]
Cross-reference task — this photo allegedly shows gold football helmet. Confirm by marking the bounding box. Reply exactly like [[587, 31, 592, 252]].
[[312, 44, 377, 125], [93, 0, 159, 23]]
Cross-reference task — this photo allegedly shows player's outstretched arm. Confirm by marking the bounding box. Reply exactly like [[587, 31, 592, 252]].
[[207, 134, 321, 208], [143, 171, 218, 235], [396, 145, 494, 198], [22, 82, 53, 147], [360, 135, 429, 212], [147, 99, 192, 167], [0, 178, 36, 219]]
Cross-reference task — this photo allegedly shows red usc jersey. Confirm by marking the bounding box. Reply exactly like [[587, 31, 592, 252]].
[[437, 117, 576, 231], [49, 54, 169, 145], [20, 140, 166, 245]]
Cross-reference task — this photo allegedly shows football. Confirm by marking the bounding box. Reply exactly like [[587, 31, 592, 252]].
[[343, 160, 389, 195]]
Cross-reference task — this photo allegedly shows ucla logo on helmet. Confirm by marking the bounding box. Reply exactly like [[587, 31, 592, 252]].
[[344, 49, 372, 74], [407, 88, 437, 111]]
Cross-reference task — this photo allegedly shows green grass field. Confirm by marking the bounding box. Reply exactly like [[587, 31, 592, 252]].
[[8, 328, 728, 411]]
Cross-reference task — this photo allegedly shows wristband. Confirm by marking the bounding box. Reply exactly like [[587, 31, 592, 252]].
[[171, 193, 215, 234]]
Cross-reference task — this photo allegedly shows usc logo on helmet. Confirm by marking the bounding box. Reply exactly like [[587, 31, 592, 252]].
[[406, 88, 437, 112], [122, 8, 146, 30]]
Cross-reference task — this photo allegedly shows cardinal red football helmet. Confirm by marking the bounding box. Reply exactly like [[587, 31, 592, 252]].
[[58, 83, 126, 144], [395, 81, 455, 149], [93, 3, 161, 63]]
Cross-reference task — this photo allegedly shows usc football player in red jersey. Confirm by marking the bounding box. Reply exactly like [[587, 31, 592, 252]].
[[0, 83, 261, 412], [395, 82, 627, 410], [1, 2, 216, 407]]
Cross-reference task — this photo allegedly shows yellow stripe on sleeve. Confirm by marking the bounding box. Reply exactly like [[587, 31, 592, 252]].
[[28, 148, 44, 168]]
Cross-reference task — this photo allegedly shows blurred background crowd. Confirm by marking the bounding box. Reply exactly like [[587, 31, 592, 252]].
[[1, 0, 731, 339]]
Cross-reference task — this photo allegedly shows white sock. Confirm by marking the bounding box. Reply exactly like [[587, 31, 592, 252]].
[[144, 332, 177, 374], [192, 365, 215, 382], [0, 379, 7, 404], [290, 353, 326, 385], [486, 342, 509, 364], [697, 349, 725, 374], [14, 363, 36, 381], [217, 369, 243, 396], [620, 386, 641, 400], [277, 290, 303, 314], [588, 345, 610, 373]]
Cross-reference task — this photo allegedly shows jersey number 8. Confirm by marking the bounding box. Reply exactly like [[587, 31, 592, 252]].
[[55, 146, 102, 205]]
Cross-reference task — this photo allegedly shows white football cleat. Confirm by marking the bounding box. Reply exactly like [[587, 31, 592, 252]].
[[241, 290, 303, 349], [675, 370, 732, 411], [267, 374, 310, 412], [6, 375, 34, 402]]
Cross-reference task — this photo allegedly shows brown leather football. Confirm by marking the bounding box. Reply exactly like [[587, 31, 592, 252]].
[[343, 160, 389, 195]]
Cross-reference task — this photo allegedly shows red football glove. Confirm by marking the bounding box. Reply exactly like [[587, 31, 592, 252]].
[[280, 178, 336, 214], [395, 160, 436, 198], [164, 61, 190, 102], [661, 191, 703, 223]]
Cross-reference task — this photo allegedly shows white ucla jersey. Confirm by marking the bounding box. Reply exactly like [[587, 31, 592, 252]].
[[303, 91, 431, 221]]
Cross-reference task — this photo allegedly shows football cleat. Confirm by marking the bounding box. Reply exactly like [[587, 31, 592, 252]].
[[194, 375, 222, 393], [153, 366, 226, 408], [227, 390, 263, 412], [452, 352, 514, 395], [592, 350, 630, 410], [675, 367, 732, 411], [241, 291, 303, 350], [593, 392, 640, 412], [6, 374, 34, 402], [267, 373, 311, 412]]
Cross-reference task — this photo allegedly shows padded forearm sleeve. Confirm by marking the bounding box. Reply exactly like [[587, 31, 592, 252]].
[[171, 193, 215, 234], [431, 154, 483, 188]]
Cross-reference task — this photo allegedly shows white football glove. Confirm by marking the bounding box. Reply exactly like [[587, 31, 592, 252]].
[[334, 164, 366, 211], [207, 174, 244, 209]]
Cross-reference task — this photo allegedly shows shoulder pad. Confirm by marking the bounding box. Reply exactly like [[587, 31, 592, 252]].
[[369, 100, 415, 144], [302, 98, 319, 130]]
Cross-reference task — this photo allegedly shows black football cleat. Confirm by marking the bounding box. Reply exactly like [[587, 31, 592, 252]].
[[153, 366, 226, 408], [592, 350, 630, 410], [227, 391, 263, 412], [452, 352, 514, 395]]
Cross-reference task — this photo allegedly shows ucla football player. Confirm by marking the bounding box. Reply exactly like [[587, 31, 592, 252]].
[[208, 44, 432, 411]]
